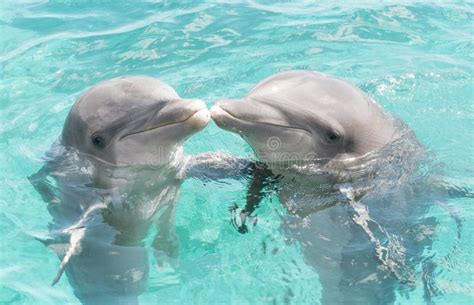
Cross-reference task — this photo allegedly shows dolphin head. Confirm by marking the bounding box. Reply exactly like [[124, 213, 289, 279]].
[[62, 76, 210, 166], [211, 70, 397, 164]]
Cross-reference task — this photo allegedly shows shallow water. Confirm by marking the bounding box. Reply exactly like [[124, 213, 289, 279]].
[[1, 1, 473, 305]]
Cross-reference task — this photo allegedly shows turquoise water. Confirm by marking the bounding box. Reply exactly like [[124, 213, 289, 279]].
[[1, 1, 473, 305]]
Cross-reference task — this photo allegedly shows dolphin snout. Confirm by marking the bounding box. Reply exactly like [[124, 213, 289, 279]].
[[124, 99, 209, 137], [211, 98, 290, 129], [174, 99, 207, 118], [211, 99, 238, 116], [182, 99, 207, 115], [179, 99, 210, 130], [210, 99, 240, 129], [158, 99, 207, 123]]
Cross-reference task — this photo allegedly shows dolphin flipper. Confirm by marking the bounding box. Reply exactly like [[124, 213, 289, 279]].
[[185, 153, 280, 233], [185, 152, 253, 181], [31, 227, 87, 286], [231, 162, 277, 234], [51, 227, 86, 286], [340, 186, 416, 284], [28, 161, 60, 205], [152, 202, 179, 267], [29, 159, 73, 285]]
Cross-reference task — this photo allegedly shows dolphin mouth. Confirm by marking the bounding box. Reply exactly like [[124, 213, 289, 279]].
[[210, 104, 312, 136], [120, 106, 210, 141]]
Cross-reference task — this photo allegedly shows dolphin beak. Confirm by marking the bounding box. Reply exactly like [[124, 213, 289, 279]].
[[121, 99, 210, 140], [180, 99, 211, 130], [210, 100, 234, 129], [160, 99, 208, 123], [210, 99, 260, 130], [211, 99, 294, 131]]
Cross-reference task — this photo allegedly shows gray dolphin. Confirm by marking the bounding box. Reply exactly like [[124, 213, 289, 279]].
[[63, 75, 210, 166], [29, 76, 241, 305], [211, 70, 401, 166], [210, 71, 443, 304]]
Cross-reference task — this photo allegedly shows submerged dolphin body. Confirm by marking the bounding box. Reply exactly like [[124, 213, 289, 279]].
[[211, 71, 453, 304], [29, 76, 243, 305]]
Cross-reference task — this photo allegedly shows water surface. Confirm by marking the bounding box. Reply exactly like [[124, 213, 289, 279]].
[[1, 1, 473, 304]]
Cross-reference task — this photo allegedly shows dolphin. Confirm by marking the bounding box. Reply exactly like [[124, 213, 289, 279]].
[[211, 70, 402, 166], [29, 76, 239, 305], [210, 71, 448, 304]]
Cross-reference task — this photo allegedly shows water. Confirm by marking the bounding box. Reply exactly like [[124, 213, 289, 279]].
[[1, 1, 473, 304]]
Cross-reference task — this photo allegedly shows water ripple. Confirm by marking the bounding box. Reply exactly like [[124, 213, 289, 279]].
[[1, 2, 473, 305]]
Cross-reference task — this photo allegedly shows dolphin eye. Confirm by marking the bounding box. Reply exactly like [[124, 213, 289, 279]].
[[91, 134, 105, 148], [325, 131, 341, 143]]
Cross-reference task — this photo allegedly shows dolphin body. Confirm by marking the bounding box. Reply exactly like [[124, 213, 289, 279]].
[[29, 76, 245, 305], [211, 71, 449, 304]]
